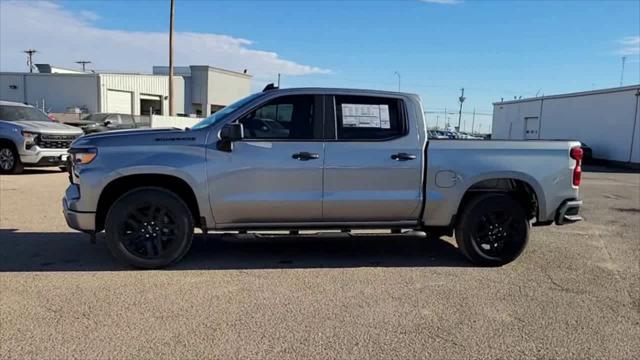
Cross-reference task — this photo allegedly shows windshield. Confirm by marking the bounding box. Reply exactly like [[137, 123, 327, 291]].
[[191, 93, 263, 130], [0, 105, 51, 122]]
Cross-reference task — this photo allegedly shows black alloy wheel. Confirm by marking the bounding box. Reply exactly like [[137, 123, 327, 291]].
[[455, 193, 529, 266], [105, 188, 194, 269]]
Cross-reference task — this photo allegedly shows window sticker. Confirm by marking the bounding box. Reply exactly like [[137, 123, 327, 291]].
[[341, 104, 391, 129]]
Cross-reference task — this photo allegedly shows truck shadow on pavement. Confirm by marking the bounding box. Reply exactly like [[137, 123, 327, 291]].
[[0, 229, 469, 271]]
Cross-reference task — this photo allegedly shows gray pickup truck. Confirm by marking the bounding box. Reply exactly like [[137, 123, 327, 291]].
[[0, 101, 83, 174], [63, 87, 584, 269]]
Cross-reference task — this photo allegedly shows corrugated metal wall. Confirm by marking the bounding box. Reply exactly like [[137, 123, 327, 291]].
[[492, 86, 640, 164]]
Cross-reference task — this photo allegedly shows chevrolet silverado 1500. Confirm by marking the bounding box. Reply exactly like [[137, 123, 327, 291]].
[[1, 100, 83, 174], [63, 87, 583, 268]]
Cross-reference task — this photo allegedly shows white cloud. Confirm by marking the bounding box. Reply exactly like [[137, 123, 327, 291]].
[[78, 10, 100, 22], [419, 0, 462, 4], [617, 36, 640, 55], [0, 1, 330, 80]]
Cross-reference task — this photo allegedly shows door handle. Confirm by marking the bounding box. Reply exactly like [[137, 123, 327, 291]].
[[292, 152, 320, 161], [391, 152, 417, 161]]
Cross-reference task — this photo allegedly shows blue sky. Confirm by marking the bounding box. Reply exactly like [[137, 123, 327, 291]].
[[2, 0, 639, 132]]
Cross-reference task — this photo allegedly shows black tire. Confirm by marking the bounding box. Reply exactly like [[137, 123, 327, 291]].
[[455, 193, 529, 266], [0, 143, 23, 174], [105, 187, 194, 269]]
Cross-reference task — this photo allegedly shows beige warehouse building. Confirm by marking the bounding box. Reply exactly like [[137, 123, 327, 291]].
[[0, 64, 252, 117]]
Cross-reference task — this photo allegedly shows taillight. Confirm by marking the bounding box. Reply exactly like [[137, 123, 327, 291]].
[[570, 146, 583, 187]]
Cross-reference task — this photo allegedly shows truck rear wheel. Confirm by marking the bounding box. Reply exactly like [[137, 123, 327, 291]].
[[0, 144, 23, 174], [455, 193, 529, 266], [105, 187, 194, 269]]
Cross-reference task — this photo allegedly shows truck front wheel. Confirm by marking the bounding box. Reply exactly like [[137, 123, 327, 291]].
[[455, 193, 529, 266], [0, 144, 23, 174], [105, 187, 194, 269]]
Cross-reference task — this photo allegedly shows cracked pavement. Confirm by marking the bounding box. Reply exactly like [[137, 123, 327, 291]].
[[1, 166, 638, 359]]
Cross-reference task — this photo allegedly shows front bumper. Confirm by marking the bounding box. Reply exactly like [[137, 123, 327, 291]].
[[20, 148, 69, 166], [63, 196, 96, 231], [555, 199, 583, 225]]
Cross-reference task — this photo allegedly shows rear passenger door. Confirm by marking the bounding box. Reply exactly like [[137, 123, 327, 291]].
[[322, 94, 423, 222]]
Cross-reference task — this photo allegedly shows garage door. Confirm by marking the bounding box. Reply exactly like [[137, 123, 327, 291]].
[[106, 90, 133, 114]]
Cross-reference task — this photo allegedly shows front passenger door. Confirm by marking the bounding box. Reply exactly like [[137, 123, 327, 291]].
[[208, 95, 325, 225]]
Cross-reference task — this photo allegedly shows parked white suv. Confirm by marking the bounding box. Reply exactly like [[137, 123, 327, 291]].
[[0, 100, 83, 174]]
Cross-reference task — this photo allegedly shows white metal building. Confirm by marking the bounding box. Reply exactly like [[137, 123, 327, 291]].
[[0, 65, 252, 117], [492, 85, 640, 165]]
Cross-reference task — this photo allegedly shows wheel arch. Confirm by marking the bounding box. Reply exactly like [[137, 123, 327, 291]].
[[0, 137, 18, 150], [95, 173, 202, 232], [456, 173, 544, 222]]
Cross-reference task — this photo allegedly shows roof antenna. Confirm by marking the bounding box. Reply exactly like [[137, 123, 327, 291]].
[[263, 83, 278, 92]]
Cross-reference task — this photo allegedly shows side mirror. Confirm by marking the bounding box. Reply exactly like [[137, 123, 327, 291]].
[[219, 123, 244, 141], [104, 119, 113, 127], [217, 123, 244, 152]]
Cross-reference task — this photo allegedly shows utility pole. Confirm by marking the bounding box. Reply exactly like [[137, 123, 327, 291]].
[[23, 49, 37, 73], [277, 73, 281, 87], [394, 71, 401, 91], [620, 56, 626, 87], [471, 108, 476, 134], [457, 87, 465, 132], [168, 0, 175, 116], [75, 61, 91, 72]]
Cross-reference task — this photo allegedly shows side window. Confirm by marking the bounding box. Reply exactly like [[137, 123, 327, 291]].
[[107, 114, 121, 124], [334, 95, 405, 140], [239, 95, 317, 140]]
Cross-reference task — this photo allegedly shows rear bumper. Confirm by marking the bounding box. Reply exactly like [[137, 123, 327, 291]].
[[555, 199, 583, 225], [63, 197, 96, 231]]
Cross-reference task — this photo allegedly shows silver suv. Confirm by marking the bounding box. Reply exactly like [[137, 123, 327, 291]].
[[0, 100, 83, 174]]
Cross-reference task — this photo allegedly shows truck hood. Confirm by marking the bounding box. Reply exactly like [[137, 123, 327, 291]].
[[72, 127, 191, 148], [12, 120, 84, 135], [80, 127, 180, 140]]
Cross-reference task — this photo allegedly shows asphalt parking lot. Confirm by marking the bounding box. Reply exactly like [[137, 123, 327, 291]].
[[1, 167, 638, 359]]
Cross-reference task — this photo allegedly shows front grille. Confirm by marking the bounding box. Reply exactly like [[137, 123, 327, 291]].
[[36, 134, 79, 149]]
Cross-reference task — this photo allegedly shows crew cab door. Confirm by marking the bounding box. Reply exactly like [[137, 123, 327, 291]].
[[322, 94, 424, 222], [207, 95, 325, 225]]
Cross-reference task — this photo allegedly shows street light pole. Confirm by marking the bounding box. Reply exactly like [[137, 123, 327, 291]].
[[394, 71, 401, 92], [168, 0, 175, 116]]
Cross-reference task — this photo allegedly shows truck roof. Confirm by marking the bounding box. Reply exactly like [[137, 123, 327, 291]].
[[263, 87, 419, 98]]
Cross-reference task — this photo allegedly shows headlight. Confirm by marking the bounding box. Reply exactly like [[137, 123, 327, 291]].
[[69, 147, 98, 165], [22, 130, 38, 149]]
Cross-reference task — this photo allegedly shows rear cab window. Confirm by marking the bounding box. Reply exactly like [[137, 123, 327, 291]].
[[329, 95, 406, 141]]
